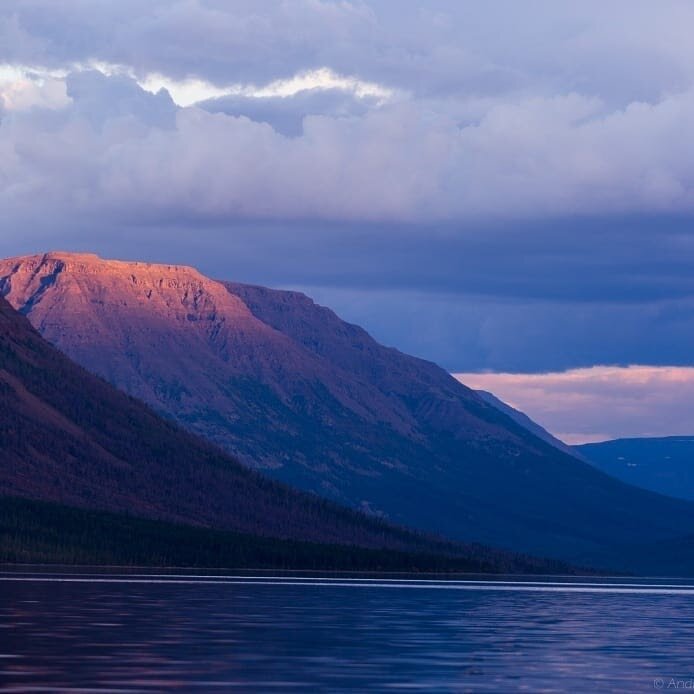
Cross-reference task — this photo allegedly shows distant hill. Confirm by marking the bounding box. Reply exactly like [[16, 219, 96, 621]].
[[5, 253, 694, 570], [577, 437, 694, 501]]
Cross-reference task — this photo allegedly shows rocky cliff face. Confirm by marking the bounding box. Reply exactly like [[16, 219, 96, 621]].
[[3, 252, 694, 563]]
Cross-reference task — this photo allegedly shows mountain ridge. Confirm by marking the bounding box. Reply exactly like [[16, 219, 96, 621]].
[[475, 389, 585, 460], [4, 251, 694, 568], [577, 436, 694, 501]]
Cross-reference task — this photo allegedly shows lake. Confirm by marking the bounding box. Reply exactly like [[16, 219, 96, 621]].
[[1, 569, 693, 692]]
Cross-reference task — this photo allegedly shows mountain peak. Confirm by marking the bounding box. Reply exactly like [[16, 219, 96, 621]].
[[3, 251, 203, 277], [0, 251, 250, 316], [0, 251, 272, 412]]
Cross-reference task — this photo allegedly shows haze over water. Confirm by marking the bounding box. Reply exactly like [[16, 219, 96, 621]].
[[2, 570, 693, 692]]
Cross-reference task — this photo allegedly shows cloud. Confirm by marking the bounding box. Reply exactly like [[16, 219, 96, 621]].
[[5, 3, 694, 225], [0, 65, 69, 111], [3, 3, 694, 372], [453, 366, 694, 443], [5, 67, 694, 225], [198, 87, 378, 136], [138, 66, 395, 109], [1, 2, 693, 102], [193, 67, 395, 136], [0, 71, 451, 223], [65, 70, 176, 129], [0, 1, 378, 86]]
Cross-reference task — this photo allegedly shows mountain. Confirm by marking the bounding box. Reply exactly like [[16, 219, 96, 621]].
[[0, 291, 478, 562], [4, 252, 694, 568], [475, 389, 580, 459], [577, 437, 694, 501]]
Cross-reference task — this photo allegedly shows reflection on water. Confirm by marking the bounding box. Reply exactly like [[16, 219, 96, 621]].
[[1, 570, 693, 691]]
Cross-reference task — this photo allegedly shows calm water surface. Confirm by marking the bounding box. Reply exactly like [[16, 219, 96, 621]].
[[1, 569, 693, 692]]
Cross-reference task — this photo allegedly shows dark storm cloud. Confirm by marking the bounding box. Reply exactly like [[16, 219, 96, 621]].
[[18, 215, 692, 373], [148, 217, 694, 307], [299, 284, 694, 373]]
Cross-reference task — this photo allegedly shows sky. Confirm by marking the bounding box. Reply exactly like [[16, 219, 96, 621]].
[[2, 1, 694, 441], [456, 367, 694, 445]]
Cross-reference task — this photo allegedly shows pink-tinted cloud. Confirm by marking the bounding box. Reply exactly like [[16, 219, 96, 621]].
[[455, 366, 694, 444]]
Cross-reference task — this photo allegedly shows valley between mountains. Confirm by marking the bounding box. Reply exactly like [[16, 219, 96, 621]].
[[2, 251, 694, 573]]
